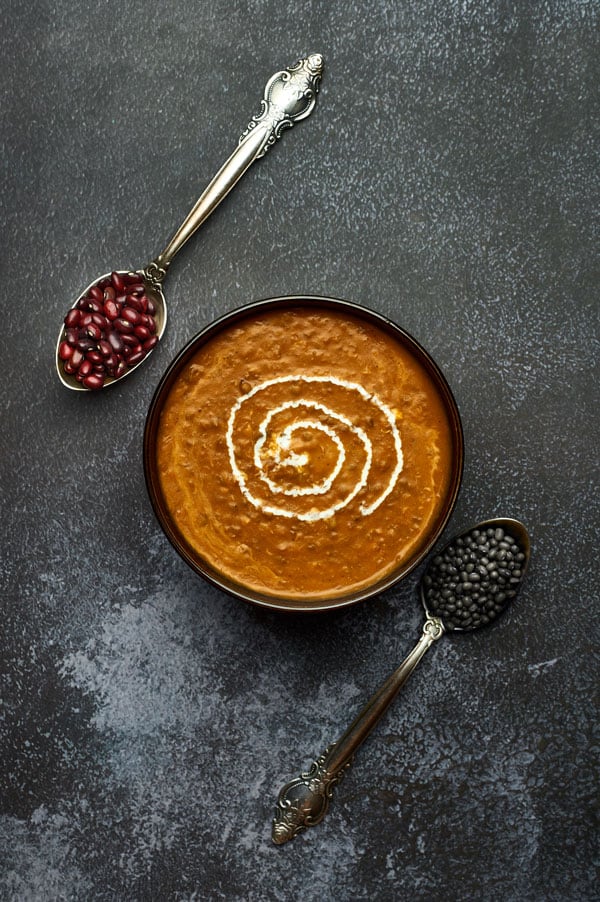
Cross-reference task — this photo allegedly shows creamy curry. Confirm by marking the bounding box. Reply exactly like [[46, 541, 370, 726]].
[[155, 305, 456, 601]]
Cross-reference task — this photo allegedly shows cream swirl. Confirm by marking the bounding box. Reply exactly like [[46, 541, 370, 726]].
[[226, 375, 403, 522]]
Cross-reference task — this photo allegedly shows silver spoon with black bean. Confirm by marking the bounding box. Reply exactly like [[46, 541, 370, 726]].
[[272, 516, 531, 845]]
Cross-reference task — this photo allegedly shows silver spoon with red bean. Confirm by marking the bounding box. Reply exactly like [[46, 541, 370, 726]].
[[56, 53, 324, 391], [272, 517, 531, 845]]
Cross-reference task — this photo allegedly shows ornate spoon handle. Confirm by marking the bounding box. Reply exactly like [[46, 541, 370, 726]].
[[147, 53, 324, 282], [272, 616, 445, 845]]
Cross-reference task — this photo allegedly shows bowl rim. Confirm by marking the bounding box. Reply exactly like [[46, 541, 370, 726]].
[[143, 294, 464, 612]]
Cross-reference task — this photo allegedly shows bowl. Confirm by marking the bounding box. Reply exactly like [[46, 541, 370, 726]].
[[143, 296, 464, 612]]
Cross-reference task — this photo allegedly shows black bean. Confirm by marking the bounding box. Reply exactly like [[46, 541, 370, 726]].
[[423, 524, 526, 631]]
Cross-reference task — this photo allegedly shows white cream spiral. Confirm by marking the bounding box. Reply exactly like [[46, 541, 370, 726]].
[[226, 375, 403, 522]]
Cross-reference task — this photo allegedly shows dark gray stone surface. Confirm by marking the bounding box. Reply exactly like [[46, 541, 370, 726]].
[[1, 1, 598, 899]]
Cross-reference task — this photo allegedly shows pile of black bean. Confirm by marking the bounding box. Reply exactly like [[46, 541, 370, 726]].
[[422, 525, 526, 631]]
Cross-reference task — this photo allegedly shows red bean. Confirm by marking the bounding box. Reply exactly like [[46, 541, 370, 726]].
[[111, 271, 125, 292], [86, 350, 104, 365], [104, 285, 116, 301], [142, 335, 159, 352], [123, 341, 142, 358], [98, 340, 112, 357], [89, 286, 104, 303], [125, 295, 144, 312], [121, 333, 138, 347], [64, 308, 81, 328], [115, 360, 128, 378], [103, 299, 119, 320], [86, 323, 102, 341], [134, 324, 150, 341], [92, 313, 109, 329], [65, 327, 79, 345], [146, 298, 156, 315], [63, 360, 78, 375], [105, 353, 118, 372], [121, 306, 141, 325], [78, 297, 103, 314], [78, 359, 93, 377], [79, 313, 93, 328], [126, 349, 147, 367], [83, 373, 105, 390], [114, 317, 134, 334], [59, 341, 73, 360], [71, 349, 84, 368], [107, 331, 124, 353]]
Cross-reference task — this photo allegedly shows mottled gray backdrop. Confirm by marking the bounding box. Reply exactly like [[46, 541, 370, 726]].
[[1, 1, 598, 900]]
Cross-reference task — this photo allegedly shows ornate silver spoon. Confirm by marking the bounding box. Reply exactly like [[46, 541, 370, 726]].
[[272, 517, 531, 845], [56, 53, 324, 391]]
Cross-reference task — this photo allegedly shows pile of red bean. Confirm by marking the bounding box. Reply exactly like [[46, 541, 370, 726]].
[[58, 271, 159, 390]]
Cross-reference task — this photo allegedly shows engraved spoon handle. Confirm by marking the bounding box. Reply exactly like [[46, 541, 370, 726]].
[[272, 616, 445, 845], [151, 53, 323, 275]]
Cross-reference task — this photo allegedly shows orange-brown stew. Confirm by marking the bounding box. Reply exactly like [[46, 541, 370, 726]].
[[156, 306, 455, 600]]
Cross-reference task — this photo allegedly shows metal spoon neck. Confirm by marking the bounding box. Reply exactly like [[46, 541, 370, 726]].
[[423, 614, 445, 641], [320, 615, 444, 778], [143, 258, 170, 292]]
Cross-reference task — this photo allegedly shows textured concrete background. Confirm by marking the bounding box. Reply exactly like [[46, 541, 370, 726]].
[[1, 1, 598, 899]]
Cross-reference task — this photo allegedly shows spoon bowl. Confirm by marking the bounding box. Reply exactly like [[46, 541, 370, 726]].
[[56, 270, 167, 391], [421, 516, 531, 632], [55, 54, 324, 391]]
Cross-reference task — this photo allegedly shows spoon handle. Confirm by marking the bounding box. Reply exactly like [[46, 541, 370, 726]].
[[148, 53, 323, 278], [272, 616, 444, 846]]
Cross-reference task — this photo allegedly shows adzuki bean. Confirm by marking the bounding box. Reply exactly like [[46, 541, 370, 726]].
[[59, 270, 160, 389], [82, 373, 105, 390], [121, 306, 141, 325], [64, 308, 81, 328]]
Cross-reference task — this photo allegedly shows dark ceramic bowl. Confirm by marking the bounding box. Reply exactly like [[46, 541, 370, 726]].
[[143, 295, 464, 612]]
